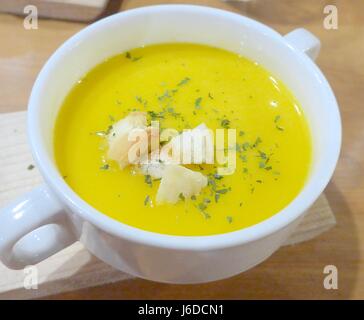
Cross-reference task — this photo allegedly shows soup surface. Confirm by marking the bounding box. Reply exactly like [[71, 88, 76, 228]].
[[54, 43, 311, 236]]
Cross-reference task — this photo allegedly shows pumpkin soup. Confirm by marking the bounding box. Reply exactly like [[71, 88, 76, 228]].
[[54, 43, 311, 236]]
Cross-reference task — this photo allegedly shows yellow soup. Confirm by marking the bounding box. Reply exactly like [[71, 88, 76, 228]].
[[54, 43, 311, 236]]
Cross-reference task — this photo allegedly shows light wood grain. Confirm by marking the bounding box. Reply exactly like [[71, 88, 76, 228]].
[[0, 0, 110, 22], [0, 0, 363, 299]]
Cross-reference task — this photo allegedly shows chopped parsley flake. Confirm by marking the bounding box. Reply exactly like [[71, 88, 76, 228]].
[[242, 142, 250, 151], [258, 151, 267, 159], [195, 97, 202, 109], [216, 188, 229, 194], [158, 90, 172, 101], [203, 212, 211, 219], [274, 115, 284, 131], [144, 195, 151, 206], [148, 110, 165, 120], [177, 77, 191, 86], [125, 51, 142, 62], [144, 174, 152, 187], [240, 154, 247, 162], [252, 137, 262, 148], [274, 115, 281, 123], [106, 125, 113, 134], [136, 96, 147, 107], [220, 119, 230, 129]]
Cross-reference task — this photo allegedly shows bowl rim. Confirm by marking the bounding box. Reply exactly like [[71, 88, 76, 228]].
[[27, 4, 342, 251]]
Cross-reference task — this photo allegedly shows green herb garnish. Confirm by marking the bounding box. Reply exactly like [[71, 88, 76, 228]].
[[216, 188, 229, 194], [106, 125, 113, 134], [135, 96, 147, 106], [203, 212, 211, 219], [147, 110, 165, 120], [27, 164, 35, 170], [158, 90, 171, 101], [166, 107, 181, 118], [125, 51, 142, 62], [274, 115, 284, 131], [195, 97, 202, 109], [144, 174, 152, 187], [274, 115, 281, 123], [258, 150, 267, 160], [208, 177, 217, 189], [240, 142, 249, 151], [177, 77, 191, 86], [221, 119, 230, 129], [239, 154, 247, 162], [144, 195, 151, 206], [252, 137, 262, 148], [204, 198, 211, 204]]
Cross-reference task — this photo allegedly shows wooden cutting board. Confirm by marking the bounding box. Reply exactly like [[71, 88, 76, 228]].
[[0, 111, 336, 299], [0, 0, 112, 22]]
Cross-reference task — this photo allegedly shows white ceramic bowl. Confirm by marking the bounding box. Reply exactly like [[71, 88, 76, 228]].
[[0, 5, 341, 283]]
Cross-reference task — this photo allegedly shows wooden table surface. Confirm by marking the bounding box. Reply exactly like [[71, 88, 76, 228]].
[[0, 0, 363, 299]]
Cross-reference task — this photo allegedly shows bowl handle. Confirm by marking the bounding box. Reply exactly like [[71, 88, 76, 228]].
[[0, 185, 77, 269], [284, 28, 321, 61]]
